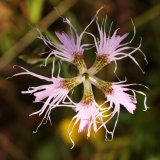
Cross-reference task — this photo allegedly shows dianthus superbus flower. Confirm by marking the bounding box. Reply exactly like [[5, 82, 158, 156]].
[[11, 64, 84, 133], [36, 7, 104, 74], [10, 7, 149, 148], [87, 18, 148, 75], [89, 76, 149, 140]]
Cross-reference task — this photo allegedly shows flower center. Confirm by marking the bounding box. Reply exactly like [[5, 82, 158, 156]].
[[82, 72, 89, 80]]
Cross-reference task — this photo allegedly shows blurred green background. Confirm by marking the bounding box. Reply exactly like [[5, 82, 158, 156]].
[[0, 0, 160, 160]]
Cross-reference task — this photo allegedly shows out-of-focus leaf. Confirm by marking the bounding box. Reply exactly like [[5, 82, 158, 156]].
[[33, 138, 60, 160], [27, 0, 45, 24]]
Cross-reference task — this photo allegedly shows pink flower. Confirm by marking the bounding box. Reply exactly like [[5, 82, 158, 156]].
[[89, 76, 149, 140], [69, 100, 100, 147], [67, 80, 105, 148], [87, 18, 148, 75], [10, 7, 149, 148], [36, 7, 104, 74], [11, 65, 83, 133]]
